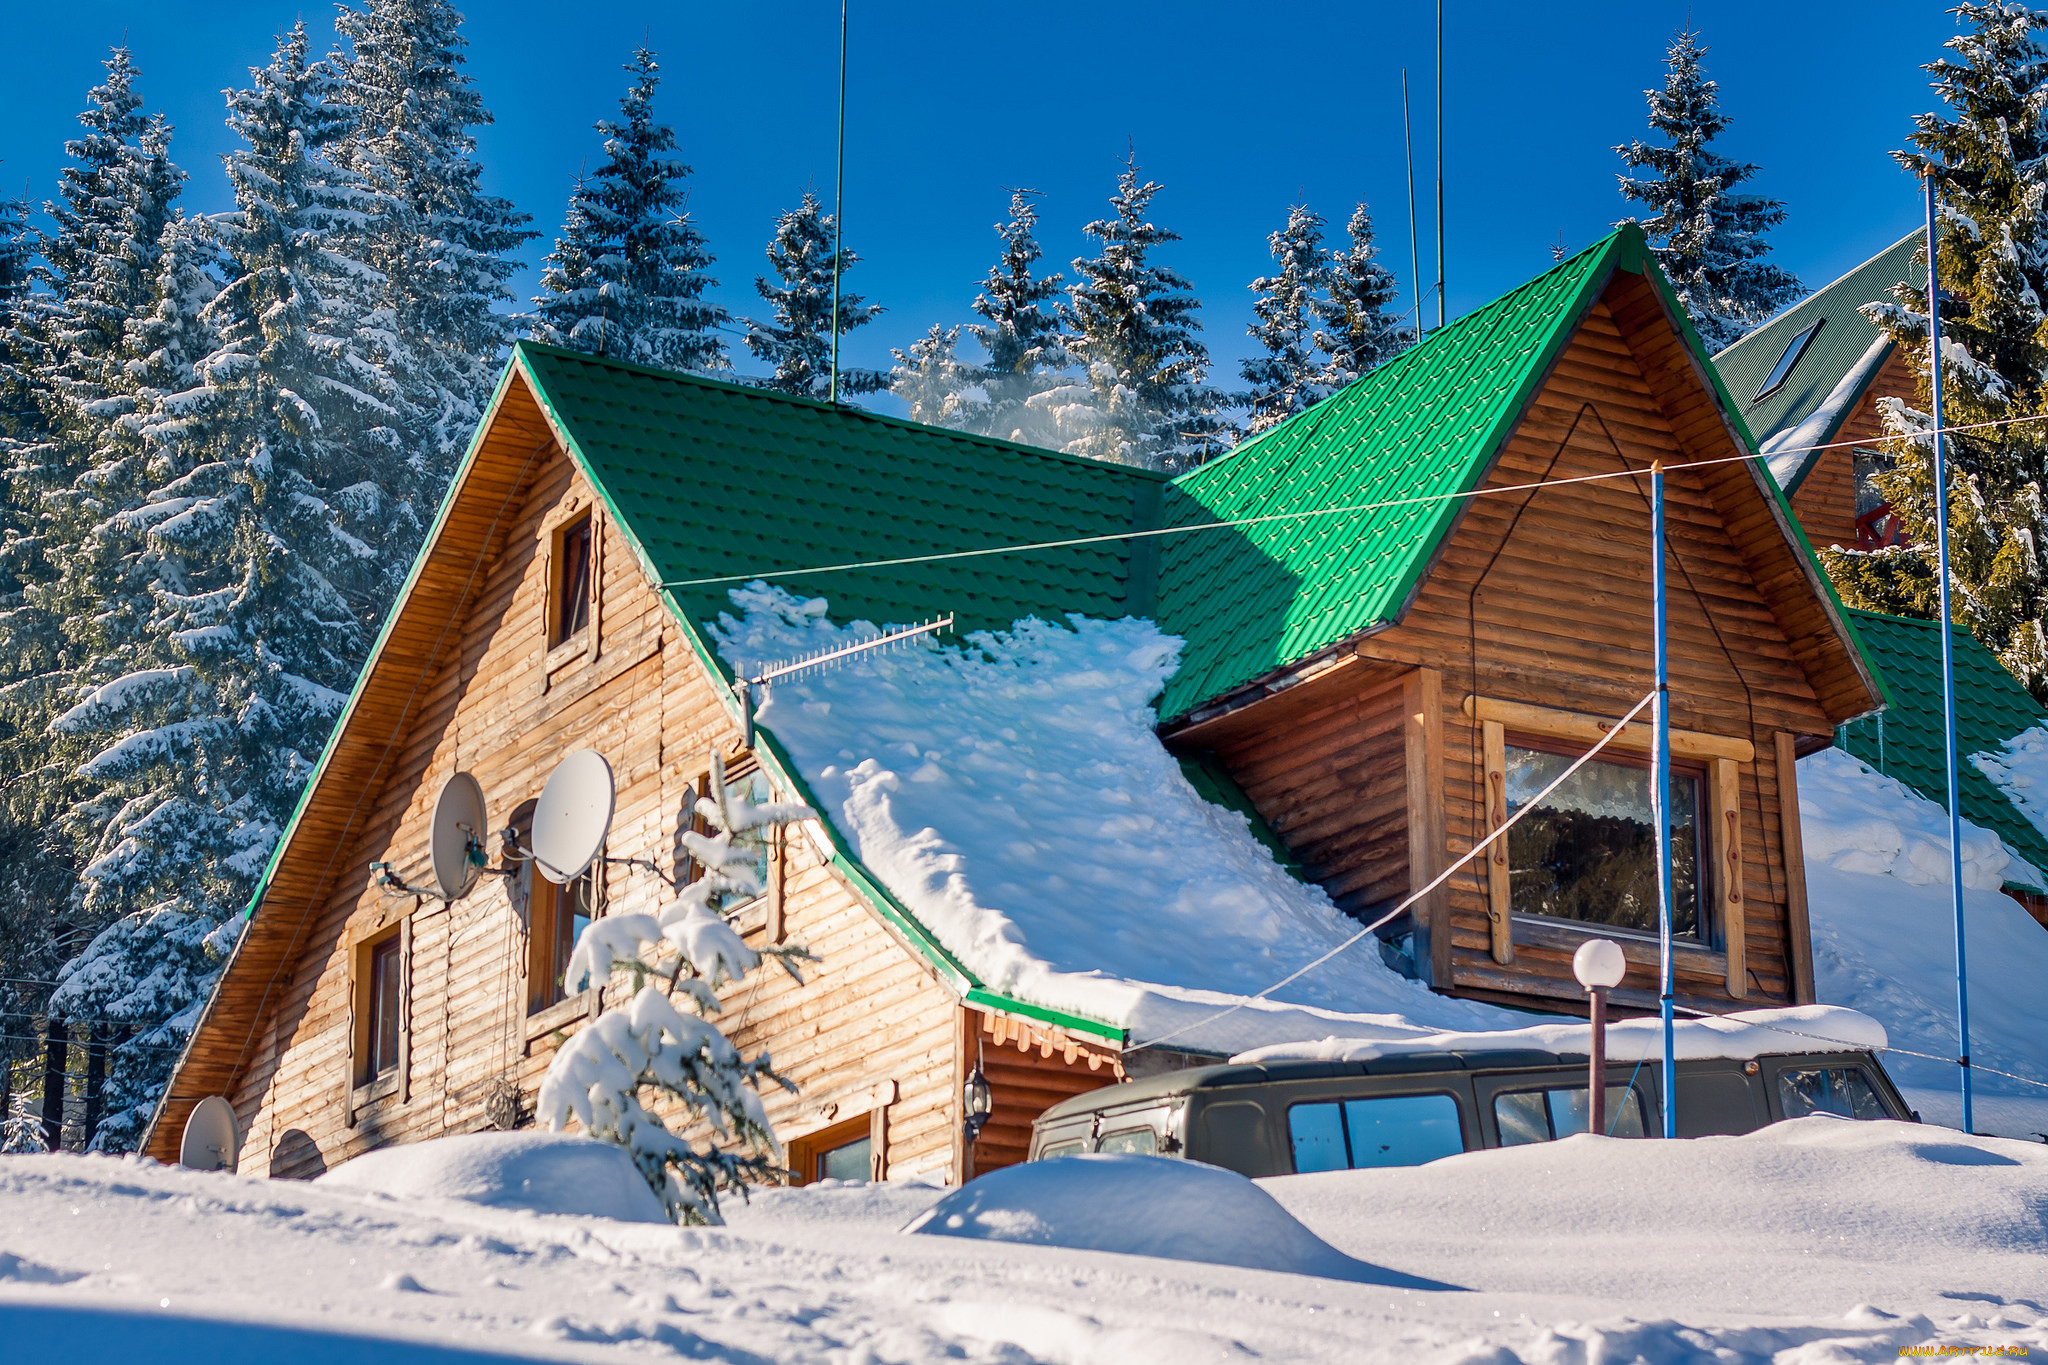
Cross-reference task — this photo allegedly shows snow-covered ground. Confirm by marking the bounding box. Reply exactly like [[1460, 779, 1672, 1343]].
[[5, 1120, 2047, 1364], [1799, 747, 2048, 1140]]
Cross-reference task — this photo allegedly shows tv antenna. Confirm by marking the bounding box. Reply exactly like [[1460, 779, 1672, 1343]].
[[733, 613, 954, 747], [372, 771, 496, 900]]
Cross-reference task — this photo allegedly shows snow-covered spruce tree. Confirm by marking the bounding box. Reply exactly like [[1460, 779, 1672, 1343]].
[[49, 24, 398, 1149], [530, 48, 725, 374], [1319, 203, 1413, 389], [538, 756, 815, 1222], [1615, 28, 1802, 353], [333, 0, 534, 529], [1824, 2, 2048, 697], [1049, 157, 1225, 471], [1241, 204, 1332, 437], [890, 325, 973, 428], [961, 189, 1067, 442], [744, 190, 884, 399]]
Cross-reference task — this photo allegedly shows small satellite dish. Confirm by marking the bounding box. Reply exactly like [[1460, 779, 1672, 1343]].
[[180, 1095, 240, 1172], [532, 750, 614, 885], [430, 771, 488, 900]]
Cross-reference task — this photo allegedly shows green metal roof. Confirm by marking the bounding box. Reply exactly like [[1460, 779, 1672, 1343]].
[[513, 343, 1166, 642], [1835, 608, 2048, 888], [1153, 223, 1731, 722], [1714, 233, 1918, 494]]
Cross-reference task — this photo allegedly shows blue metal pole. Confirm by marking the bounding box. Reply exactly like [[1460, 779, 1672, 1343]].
[[1653, 459, 1676, 1139], [1924, 170, 1974, 1135]]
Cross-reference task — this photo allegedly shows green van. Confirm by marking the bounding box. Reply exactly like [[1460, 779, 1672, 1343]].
[[1028, 1048, 1913, 1176]]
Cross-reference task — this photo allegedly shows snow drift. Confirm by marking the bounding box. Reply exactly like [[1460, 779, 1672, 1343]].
[[904, 1152, 1450, 1288], [316, 1131, 668, 1223], [714, 584, 1528, 1054]]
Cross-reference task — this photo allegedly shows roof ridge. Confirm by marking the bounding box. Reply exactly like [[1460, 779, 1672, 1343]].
[[1714, 230, 1920, 361], [513, 340, 1173, 484]]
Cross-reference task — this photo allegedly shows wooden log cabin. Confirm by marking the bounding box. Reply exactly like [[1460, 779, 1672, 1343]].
[[141, 223, 1887, 1183], [1712, 232, 1920, 553]]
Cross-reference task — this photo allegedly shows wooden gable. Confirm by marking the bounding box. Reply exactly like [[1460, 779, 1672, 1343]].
[[1784, 344, 1918, 551], [1167, 269, 1852, 1017]]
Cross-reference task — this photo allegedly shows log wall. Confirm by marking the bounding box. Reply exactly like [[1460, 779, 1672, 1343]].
[[1787, 344, 1917, 551]]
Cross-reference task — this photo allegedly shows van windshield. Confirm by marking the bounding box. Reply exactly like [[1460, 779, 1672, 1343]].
[[1289, 1093, 1465, 1172]]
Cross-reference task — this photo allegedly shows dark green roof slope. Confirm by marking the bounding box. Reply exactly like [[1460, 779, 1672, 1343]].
[[1836, 609, 2048, 888], [1154, 224, 1662, 721], [1714, 233, 1918, 492], [514, 343, 1165, 641]]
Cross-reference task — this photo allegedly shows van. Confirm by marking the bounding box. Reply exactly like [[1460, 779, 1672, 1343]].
[[1027, 1048, 1912, 1176]]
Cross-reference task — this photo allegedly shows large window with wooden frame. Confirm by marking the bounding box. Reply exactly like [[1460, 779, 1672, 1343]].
[[1500, 740, 1704, 939], [351, 921, 409, 1098]]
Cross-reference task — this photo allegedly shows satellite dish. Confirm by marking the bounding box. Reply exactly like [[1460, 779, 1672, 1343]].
[[430, 771, 488, 900], [532, 750, 614, 885], [180, 1095, 240, 1172]]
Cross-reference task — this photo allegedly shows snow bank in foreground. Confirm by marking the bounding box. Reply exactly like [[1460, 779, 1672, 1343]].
[[713, 585, 1529, 1054], [1972, 722, 2048, 844], [316, 1131, 667, 1223], [1234, 1004, 1884, 1065], [1800, 749, 2048, 1138], [905, 1153, 1444, 1287], [1798, 746, 2024, 888]]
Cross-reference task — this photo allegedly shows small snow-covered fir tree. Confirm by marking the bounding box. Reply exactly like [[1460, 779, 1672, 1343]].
[[1825, 1, 2048, 697], [1241, 204, 1332, 436], [890, 324, 973, 428], [537, 756, 815, 1222], [1319, 203, 1413, 388], [1615, 28, 1802, 353], [745, 191, 885, 399], [333, 0, 535, 525], [530, 48, 725, 374], [1048, 157, 1224, 471], [961, 190, 1067, 442]]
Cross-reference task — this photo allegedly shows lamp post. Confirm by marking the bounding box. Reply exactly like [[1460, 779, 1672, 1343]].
[[961, 1061, 992, 1179], [1573, 938, 1627, 1136]]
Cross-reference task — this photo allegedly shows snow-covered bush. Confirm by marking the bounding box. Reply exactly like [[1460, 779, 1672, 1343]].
[[535, 755, 816, 1223]]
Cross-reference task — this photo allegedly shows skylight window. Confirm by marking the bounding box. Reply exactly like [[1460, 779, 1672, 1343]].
[[1751, 318, 1825, 404]]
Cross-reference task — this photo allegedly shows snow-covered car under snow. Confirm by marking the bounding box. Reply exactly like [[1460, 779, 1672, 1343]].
[[1028, 1046, 1914, 1177]]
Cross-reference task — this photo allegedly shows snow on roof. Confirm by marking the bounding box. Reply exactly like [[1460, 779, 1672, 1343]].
[[1231, 1004, 1887, 1066], [714, 585, 1532, 1055], [1761, 335, 1889, 494]]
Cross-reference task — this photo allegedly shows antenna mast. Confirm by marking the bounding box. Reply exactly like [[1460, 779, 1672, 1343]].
[[830, 0, 848, 404], [1403, 68, 1422, 332], [1435, 0, 1445, 331]]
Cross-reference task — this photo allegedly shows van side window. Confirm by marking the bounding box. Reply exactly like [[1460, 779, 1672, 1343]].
[[1039, 1139, 1087, 1160], [1288, 1094, 1464, 1172], [1777, 1067, 1888, 1121], [1096, 1127, 1158, 1155], [1494, 1085, 1646, 1145]]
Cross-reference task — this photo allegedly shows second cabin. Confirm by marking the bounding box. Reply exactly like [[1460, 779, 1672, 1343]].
[[145, 224, 1886, 1184]]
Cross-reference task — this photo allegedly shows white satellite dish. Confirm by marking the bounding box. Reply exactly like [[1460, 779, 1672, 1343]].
[[179, 1095, 240, 1172], [430, 771, 488, 900], [532, 750, 614, 885]]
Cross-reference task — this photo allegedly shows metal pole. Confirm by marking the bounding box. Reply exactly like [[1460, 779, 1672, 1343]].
[[1435, 0, 1445, 332], [829, 0, 847, 405], [1653, 459, 1676, 1139], [1588, 986, 1608, 1137], [1403, 69, 1422, 333], [1925, 169, 1973, 1135]]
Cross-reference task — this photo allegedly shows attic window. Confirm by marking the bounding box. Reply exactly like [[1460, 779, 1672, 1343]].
[[1751, 318, 1824, 404], [552, 515, 592, 647]]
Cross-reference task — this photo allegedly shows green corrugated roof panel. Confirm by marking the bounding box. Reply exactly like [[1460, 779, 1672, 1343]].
[[1152, 226, 1639, 721], [1714, 233, 1917, 492], [513, 343, 1166, 644], [1836, 608, 2048, 887]]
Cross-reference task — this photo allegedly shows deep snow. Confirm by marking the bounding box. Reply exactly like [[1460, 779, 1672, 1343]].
[[315, 1131, 668, 1223], [4, 1122, 2047, 1363]]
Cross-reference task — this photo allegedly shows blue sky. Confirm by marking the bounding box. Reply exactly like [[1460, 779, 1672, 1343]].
[[1, 2, 1961, 405]]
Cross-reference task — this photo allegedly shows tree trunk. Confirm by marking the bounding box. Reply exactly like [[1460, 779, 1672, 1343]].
[[41, 1017, 68, 1152], [83, 1025, 107, 1151]]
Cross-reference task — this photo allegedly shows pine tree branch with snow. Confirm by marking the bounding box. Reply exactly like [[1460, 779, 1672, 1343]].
[[744, 191, 885, 399], [537, 755, 816, 1223]]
